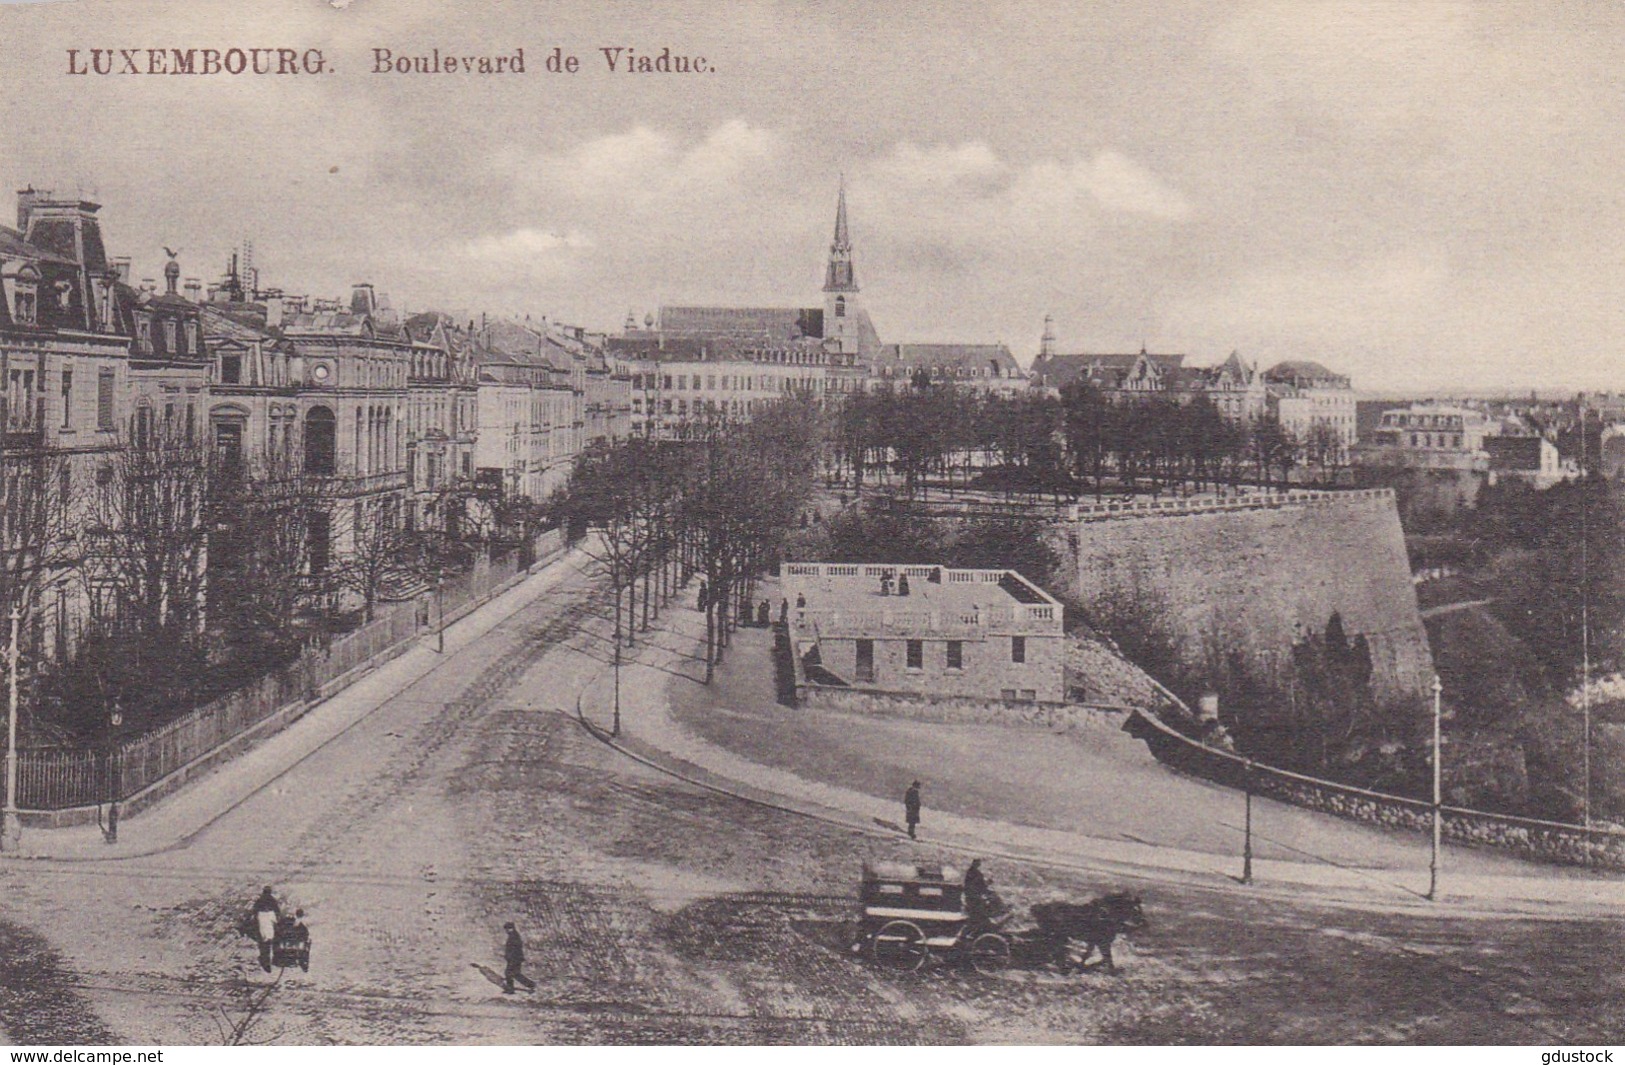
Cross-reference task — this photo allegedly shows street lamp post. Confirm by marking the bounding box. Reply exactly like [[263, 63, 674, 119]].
[[2, 605, 21, 853], [1242, 758, 1254, 885], [1428, 673, 1443, 901], [435, 574, 445, 655], [104, 702, 122, 845]]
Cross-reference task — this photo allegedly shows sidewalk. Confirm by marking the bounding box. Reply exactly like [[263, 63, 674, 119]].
[[588, 592, 1625, 919], [4, 547, 591, 863]]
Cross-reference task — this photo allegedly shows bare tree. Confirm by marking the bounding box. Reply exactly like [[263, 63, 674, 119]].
[[336, 493, 414, 623]]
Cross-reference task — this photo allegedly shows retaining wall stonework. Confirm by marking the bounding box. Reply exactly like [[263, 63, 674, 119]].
[[1060, 489, 1431, 701], [1129, 707, 1625, 871], [799, 685, 1097, 729]]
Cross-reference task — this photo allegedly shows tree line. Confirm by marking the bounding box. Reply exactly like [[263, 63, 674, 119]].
[[554, 397, 821, 683], [827, 377, 1346, 499], [2, 431, 466, 747]]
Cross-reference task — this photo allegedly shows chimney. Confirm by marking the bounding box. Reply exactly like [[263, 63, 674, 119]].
[[350, 283, 376, 316], [15, 186, 48, 232], [112, 256, 132, 284], [184, 277, 202, 302], [140, 278, 157, 294]]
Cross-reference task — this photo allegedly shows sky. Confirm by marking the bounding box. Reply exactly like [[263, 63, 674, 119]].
[[2, 0, 1623, 391]]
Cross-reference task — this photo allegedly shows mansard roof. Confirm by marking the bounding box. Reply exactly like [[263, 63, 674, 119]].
[[1264, 360, 1351, 389], [658, 305, 823, 342], [1029, 350, 1186, 389], [0, 225, 78, 267], [874, 342, 1023, 379]]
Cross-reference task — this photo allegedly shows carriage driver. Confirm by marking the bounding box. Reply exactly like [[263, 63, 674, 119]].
[[964, 859, 997, 927]]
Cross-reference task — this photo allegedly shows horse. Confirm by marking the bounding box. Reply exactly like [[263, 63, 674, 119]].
[[1029, 891, 1148, 973]]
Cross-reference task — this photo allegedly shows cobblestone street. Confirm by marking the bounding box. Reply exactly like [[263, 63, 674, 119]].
[[0, 557, 1622, 1043]]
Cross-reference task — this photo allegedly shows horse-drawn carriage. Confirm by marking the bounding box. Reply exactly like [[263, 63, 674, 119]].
[[856, 861, 1149, 976], [856, 862, 1013, 973]]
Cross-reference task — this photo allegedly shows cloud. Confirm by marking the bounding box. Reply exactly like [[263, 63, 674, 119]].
[[463, 228, 594, 262], [530, 119, 784, 209], [862, 141, 1191, 234]]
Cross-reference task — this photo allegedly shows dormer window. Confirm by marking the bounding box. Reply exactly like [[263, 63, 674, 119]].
[[162, 320, 177, 354], [136, 315, 151, 352], [5, 263, 41, 325]]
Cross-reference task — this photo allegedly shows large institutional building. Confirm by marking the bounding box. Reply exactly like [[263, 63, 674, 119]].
[[608, 184, 1038, 435]]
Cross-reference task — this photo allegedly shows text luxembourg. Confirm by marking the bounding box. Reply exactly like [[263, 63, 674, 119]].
[[66, 48, 329, 75]]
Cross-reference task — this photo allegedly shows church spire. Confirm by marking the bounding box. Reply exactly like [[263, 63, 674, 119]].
[[824, 177, 857, 294], [833, 177, 851, 247]]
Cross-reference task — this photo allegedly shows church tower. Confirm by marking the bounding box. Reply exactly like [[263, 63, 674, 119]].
[[823, 179, 861, 356]]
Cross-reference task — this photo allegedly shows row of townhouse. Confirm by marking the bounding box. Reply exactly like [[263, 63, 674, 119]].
[[0, 190, 215, 662], [0, 187, 634, 662], [469, 317, 630, 502]]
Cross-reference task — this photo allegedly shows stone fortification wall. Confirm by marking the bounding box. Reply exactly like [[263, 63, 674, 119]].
[[1060, 490, 1431, 701]]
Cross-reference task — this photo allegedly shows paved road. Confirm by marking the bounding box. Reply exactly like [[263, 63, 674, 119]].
[[1, 557, 1624, 1043]]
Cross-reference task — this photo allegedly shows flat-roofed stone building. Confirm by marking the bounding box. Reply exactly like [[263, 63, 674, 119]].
[[783, 562, 1065, 705]]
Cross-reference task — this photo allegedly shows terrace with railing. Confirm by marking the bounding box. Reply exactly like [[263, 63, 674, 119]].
[[783, 562, 1063, 637]]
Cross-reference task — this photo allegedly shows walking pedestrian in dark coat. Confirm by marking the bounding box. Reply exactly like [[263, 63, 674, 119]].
[[502, 922, 535, 994], [904, 781, 922, 839], [697, 580, 709, 611], [251, 886, 281, 972]]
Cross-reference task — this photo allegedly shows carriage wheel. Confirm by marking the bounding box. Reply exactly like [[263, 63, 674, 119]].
[[870, 920, 927, 972], [969, 932, 1011, 974]]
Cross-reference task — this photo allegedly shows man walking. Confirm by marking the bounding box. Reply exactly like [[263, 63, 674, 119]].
[[251, 886, 281, 973], [904, 780, 922, 839], [502, 922, 535, 994]]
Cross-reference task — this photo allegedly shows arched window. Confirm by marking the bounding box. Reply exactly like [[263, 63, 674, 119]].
[[835, 296, 846, 318], [305, 406, 337, 475]]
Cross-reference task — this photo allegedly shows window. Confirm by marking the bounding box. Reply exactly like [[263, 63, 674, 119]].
[[855, 639, 875, 683], [220, 353, 241, 385], [1001, 688, 1017, 701], [307, 510, 331, 574], [946, 640, 963, 670], [59, 370, 71, 427], [906, 640, 923, 670], [835, 296, 846, 318], [1011, 636, 1026, 664], [97, 370, 114, 430], [162, 321, 177, 354], [1020, 689, 1037, 702], [305, 406, 337, 475]]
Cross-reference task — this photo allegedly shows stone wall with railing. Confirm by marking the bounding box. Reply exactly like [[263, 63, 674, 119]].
[[1128, 705, 1625, 870]]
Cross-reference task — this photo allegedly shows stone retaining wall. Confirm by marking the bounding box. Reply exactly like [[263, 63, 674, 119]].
[[1129, 707, 1625, 870], [800, 685, 1098, 730]]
